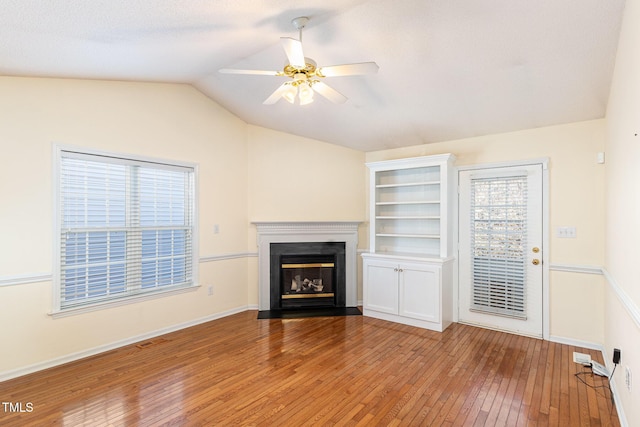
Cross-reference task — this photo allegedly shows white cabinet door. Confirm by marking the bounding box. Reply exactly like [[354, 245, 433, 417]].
[[399, 263, 440, 322], [363, 259, 399, 315]]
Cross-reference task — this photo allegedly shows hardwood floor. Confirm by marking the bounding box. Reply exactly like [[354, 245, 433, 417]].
[[0, 311, 619, 426]]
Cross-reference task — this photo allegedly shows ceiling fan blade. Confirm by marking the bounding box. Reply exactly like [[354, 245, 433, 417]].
[[312, 81, 347, 104], [281, 37, 305, 68], [317, 62, 379, 77], [263, 83, 291, 105], [219, 68, 280, 76]]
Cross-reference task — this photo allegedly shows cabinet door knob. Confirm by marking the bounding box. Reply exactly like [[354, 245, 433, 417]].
[[398, 268, 403, 272]]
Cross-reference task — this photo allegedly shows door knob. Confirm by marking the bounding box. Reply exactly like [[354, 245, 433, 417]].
[[532, 259, 540, 265]]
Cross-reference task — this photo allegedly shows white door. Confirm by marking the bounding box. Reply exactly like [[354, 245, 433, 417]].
[[458, 164, 544, 337]]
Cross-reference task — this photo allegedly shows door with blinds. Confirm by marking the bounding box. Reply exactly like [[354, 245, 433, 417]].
[[458, 164, 543, 337]]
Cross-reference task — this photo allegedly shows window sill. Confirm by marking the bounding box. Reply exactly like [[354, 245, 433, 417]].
[[49, 284, 200, 319]]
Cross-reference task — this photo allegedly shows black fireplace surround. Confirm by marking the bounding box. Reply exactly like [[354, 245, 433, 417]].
[[269, 242, 346, 310]]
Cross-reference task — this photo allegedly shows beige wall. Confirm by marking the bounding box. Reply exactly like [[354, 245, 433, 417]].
[[1, 49, 634, 425], [246, 125, 367, 304], [0, 77, 250, 374], [366, 119, 607, 345], [247, 125, 366, 223], [0, 76, 369, 378], [604, 0, 640, 423]]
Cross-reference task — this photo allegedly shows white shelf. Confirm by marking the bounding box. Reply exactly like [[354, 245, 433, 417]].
[[375, 201, 440, 205], [376, 233, 440, 239], [376, 181, 440, 188], [376, 216, 440, 220]]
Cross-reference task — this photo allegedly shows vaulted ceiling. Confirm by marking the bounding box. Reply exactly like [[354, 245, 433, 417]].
[[0, 0, 626, 151]]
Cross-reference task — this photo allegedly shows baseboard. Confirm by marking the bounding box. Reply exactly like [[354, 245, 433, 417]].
[[0, 305, 251, 383], [599, 270, 637, 427], [548, 335, 604, 352], [600, 347, 629, 427]]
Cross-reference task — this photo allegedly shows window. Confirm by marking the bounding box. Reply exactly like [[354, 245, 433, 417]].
[[55, 147, 196, 312], [470, 175, 527, 318]]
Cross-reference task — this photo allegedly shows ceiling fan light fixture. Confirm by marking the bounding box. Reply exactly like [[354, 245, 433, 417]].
[[298, 82, 314, 105], [283, 84, 297, 103]]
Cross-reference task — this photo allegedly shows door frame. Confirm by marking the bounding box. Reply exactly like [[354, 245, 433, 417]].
[[453, 158, 550, 340]]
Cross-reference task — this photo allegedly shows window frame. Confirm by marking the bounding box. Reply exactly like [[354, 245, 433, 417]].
[[52, 144, 199, 317]]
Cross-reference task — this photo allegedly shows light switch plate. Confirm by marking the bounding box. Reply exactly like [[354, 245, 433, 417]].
[[557, 226, 577, 238]]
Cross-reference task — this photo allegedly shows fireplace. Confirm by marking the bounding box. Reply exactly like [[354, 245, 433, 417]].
[[253, 221, 360, 311], [270, 242, 345, 310]]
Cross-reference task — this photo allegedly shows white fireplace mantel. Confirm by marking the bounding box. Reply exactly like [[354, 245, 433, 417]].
[[253, 221, 360, 311]]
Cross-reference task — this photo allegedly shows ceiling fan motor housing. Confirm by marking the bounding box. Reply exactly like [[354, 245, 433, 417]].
[[283, 57, 318, 78], [291, 17, 309, 31]]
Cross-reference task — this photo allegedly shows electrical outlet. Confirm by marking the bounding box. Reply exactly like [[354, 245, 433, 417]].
[[625, 366, 632, 392], [208, 285, 213, 296]]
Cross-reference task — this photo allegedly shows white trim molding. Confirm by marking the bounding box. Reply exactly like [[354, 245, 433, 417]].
[[548, 335, 604, 351], [199, 252, 257, 263], [0, 273, 52, 287], [253, 221, 362, 233], [602, 268, 640, 329], [1, 253, 258, 288], [548, 263, 604, 275]]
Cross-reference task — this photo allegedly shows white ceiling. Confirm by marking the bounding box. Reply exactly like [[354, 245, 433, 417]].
[[0, 0, 626, 151]]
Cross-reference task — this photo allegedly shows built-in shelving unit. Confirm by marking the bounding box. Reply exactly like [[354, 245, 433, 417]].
[[367, 154, 455, 258], [362, 154, 456, 332]]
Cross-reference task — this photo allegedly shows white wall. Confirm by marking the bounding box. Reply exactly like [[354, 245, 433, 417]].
[[0, 77, 250, 376], [604, 0, 640, 423], [366, 119, 607, 345]]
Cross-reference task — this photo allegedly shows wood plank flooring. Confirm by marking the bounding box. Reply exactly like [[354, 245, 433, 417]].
[[0, 311, 619, 426]]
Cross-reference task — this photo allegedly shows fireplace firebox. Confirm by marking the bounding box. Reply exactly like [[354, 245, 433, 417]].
[[270, 242, 346, 310]]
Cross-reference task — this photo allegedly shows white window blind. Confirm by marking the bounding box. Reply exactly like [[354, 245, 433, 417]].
[[470, 175, 527, 318], [58, 150, 195, 310]]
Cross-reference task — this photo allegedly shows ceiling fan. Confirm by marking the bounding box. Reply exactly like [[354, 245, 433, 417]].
[[219, 16, 379, 105]]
